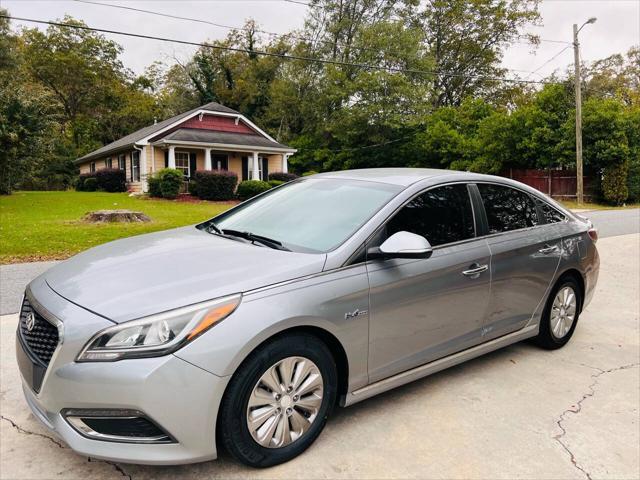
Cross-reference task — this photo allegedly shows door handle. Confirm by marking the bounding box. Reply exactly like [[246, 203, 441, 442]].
[[538, 244, 559, 254], [462, 264, 488, 277]]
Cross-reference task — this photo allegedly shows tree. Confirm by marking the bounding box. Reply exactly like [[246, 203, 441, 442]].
[[21, 16, 159, 155], [0, 10, 56, 194], [420, 0, 541, 107], [582, 98, 631, 204]]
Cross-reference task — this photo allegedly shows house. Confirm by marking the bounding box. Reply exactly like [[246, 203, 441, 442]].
[[76, 102, 296, 193]]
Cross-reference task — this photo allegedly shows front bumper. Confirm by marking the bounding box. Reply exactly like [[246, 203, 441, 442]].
[[18, 277, 230, 465]]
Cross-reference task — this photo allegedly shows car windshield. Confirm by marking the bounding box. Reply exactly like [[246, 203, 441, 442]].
[[206, 178, 401, 253]]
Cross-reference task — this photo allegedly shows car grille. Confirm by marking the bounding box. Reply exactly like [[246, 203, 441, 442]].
[[19, 297, 59, 366]]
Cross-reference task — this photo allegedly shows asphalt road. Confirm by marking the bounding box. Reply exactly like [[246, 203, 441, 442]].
[[1, 208, 638, 316], [1, 233, 638, 479], [578, 208, 640, 239]]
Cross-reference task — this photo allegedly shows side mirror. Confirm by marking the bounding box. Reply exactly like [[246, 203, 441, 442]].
[[367, 231, 433, 260]]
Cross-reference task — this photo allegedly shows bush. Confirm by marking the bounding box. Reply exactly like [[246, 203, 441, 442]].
[[76, 173, 94, 191], [268, 172, 298, 182], [95, 168, 126, 192], [268, 179, 284, 188], [627, 156, 640, 203], [159, 168, 184, 199], [83, 177, 98, 192], [192, 170, 238, 200], [602, 161, 629, 205], [236, 180, 272, 200], [148, 175, 162, 197]]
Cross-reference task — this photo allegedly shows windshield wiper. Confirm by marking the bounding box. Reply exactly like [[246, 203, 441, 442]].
[[221, 229, 291, 251], [204, 222, 223, 235]]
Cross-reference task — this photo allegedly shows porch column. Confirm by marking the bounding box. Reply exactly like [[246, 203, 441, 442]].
[[168, 146, 176, 169], [251, 151, 260, 180], [282, 154, 289, 173], [204, 148, 212, 170], [140, 146, 148, 192]]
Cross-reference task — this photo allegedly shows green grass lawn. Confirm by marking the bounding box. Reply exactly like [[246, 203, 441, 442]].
[[0, 191, 234, 264]]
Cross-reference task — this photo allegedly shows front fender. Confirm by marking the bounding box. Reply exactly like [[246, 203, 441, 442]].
[[174, 265, 370, 393]]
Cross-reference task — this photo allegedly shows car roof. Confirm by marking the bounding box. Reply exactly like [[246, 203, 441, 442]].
[[313, 168, 478, 187], [311, 168, 576, 220]]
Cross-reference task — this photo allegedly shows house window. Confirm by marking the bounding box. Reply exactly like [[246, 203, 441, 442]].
[[105, 157, 112, 169], [211, 154, 228, 171], [131, 151, 140, 182], [90, 162, 96, 173], [118, 154, 126, 170], [175, 152, 190, 178]]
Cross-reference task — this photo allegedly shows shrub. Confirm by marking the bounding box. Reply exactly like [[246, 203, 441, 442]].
[[602, 161, 629, 205], [76, 173, 94, 191], [627, 156, 640, 203], [192, 170, 238, 201], [83, 177, 98, 192], [158, 168, 184, 199], [268, 172, 298, 182], [95, 168, 126, 192], [268, 179, 284, 188], [236, 180, 272, 200], [148, 175, 162, 197]]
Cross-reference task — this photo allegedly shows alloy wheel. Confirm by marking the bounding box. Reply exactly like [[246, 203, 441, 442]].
[[246, 356, 324, 449], [550, 286, 577, 339]]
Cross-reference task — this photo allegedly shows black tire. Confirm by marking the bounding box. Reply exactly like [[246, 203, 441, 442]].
[[218, 333, 337, 468], [535, 276, 582, 350]]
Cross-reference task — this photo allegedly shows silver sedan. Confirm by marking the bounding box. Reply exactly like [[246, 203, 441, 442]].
[[16, 169, 599, 467]]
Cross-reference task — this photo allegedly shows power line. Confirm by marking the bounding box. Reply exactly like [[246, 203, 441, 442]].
[[73, 0, 391, 58], [328, 134, 414, 153], [524, 44, 572, 79], [4, 14, 557, 86], [70, 0, 565, 78]]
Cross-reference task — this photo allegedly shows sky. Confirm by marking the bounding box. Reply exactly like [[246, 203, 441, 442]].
[[1, 0, 639, 82]]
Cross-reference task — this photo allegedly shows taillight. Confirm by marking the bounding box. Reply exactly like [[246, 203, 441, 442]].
[[588, 228, 598, 243]]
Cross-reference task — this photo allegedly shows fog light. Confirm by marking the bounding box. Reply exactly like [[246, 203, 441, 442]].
[[62, 409, 175, 444]]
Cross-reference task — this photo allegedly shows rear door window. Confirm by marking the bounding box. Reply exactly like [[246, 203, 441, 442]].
[[386, 184, 475, 247], [477, 184, 539, 234], [536, 199, 566, 224]]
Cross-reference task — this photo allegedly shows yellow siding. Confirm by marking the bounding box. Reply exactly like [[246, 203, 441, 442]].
[[228, 154, 244, 181], [267, 154, 284, 176]]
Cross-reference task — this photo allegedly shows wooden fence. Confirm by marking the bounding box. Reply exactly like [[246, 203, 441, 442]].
[[502, 168, 595, 200]]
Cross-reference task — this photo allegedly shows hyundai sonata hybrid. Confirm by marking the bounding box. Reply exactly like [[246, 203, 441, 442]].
[[17, 168, 599, 467]]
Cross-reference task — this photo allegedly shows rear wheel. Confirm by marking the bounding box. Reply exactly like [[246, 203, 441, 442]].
[[535, 276, 582, 349], [218, 333, 337, 467]]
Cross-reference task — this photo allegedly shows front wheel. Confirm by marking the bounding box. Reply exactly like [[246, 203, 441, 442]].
[[218, 333, 337, 467], [535, 276, 582, 349]]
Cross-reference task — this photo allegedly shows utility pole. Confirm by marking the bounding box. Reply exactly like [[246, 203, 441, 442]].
[[573, 18, 596, 205], [573, 23, 583, 204]]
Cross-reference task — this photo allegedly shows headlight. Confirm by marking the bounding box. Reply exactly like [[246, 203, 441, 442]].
[[77, 294, 241, 362]]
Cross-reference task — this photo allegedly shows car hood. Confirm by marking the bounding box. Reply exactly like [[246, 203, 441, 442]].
[[42, 226, 326, 323]]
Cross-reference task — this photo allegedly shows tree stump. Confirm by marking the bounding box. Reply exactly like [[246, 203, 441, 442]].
[[82, 210, 151, 223]]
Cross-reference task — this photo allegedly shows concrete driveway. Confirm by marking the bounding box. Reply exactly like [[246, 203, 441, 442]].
[[1, 233, 638, 479]]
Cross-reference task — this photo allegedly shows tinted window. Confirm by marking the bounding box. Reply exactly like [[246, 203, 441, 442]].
[[536, 199, 566, 224], [386, 184, 475, 246], [477, 184, 538, 234]]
